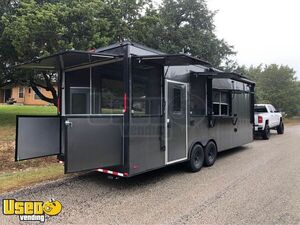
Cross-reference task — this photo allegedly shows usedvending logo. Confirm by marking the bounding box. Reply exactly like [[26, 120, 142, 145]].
[[2, 199, 62, 222]]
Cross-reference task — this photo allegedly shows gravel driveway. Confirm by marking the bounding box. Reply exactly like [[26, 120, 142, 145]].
[[1, 125, 300, 225]]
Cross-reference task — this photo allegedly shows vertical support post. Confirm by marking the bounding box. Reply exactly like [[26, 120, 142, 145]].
[[58, 55, 65, 116], [207, 77, 213, 127], [250, 84, 255, 124], [89, 67, 92, 114], [58, 55, 64, 162], [123, 45, 131, 171]]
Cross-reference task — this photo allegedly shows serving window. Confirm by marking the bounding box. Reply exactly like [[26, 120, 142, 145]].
[[65, 61, 124, 115], [91, 62, 123, 114], [212, 90, 230, 116], [190, 76, 206, 116], [132, 61, 162, 116]]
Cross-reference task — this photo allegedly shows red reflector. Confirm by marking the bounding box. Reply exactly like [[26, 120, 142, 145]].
[[123, 93, 127, 113], [112, 171, 119, 176], [258, 116, 263, 123]]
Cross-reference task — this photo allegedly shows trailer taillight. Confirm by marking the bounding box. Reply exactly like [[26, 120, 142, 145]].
[[123, 93, 127, 113], [258, 116, 263, 123]]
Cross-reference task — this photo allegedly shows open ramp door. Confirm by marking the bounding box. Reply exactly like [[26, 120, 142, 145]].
[[16, 116, 60, 161]]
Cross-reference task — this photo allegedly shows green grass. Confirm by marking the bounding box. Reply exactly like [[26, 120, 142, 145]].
[[0, 105, 64, 193], [0, 164, 66, 194], [0, 105, 57, 141], [0, 105, 57, 127]]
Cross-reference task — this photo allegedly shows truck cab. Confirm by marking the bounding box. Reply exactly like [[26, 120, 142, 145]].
[[254, 104, 284, 139]]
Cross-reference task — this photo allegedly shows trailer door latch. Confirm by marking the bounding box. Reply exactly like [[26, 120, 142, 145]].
[[65, 120, 73, 128]]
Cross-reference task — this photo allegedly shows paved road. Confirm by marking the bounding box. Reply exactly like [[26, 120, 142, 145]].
[[1, 125, 300, 225]]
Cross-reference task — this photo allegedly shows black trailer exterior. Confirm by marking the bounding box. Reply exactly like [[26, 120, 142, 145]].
[[15, 42, 255, 177]]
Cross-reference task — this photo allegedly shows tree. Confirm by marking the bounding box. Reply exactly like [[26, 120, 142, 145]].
[[243, 64, 300, 117], [0, 1, 19, 88], [130, 0, 235, 66], [103, 0, 152, 42], [1, 0, 115, 105], [0, 0, 235, 105]]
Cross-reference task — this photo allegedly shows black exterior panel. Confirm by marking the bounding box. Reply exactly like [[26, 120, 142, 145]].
[[16, 116, 60, 161], [65, 117, 123, 173]]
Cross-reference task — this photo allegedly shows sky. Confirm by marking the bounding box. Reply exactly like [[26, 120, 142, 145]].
[[154, 0, 300, 79], [207, 0, 300, 79]]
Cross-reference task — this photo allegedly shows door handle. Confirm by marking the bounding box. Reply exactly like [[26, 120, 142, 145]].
[[65, 120, 73, 128], [167, 118, 171, 128]]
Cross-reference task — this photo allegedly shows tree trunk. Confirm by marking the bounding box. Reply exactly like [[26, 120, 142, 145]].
[[30, 73, 58, 106]]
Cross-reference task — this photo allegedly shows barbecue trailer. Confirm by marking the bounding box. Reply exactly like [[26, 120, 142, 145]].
[[15, 42, 255, 177]]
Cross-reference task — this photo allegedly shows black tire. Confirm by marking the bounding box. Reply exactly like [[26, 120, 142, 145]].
[[277, 121, 284, 134], [187, 144, 204, 172], [262, 124, 270, 140], [204, 141, 217, 167]]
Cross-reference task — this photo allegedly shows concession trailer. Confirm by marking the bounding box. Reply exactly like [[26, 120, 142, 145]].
[[15, 42, 255, 177]]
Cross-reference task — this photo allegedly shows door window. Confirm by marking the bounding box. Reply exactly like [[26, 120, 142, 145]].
[[173, 88, 182, 113]]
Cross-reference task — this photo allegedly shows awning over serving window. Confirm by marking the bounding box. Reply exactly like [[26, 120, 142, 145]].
[[191, 71, 255, 86], [16, 50, 122, 71], [132, 54, 212, 67]]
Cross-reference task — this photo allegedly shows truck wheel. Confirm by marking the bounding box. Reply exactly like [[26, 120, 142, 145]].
[[262, 124, 270, 140], [277, 121, 284, 134], [204, 141, 217, 167], [187, 144, 204, 172]]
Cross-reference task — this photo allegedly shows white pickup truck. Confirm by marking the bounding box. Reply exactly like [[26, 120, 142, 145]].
[[254, 104, 284, 139]]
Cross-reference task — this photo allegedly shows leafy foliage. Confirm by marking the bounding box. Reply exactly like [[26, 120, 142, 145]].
[[1, 0, 235, 104], [240, 64, 300, 117]]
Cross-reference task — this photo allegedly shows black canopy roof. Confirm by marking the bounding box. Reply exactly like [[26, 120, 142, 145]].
[[16, 50, 122, 71], [15, 48, 254, 87]]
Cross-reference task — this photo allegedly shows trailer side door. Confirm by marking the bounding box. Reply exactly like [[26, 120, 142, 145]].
[[165, 80, 188, 164]]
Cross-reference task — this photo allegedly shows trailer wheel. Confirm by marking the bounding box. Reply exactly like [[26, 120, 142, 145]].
[[262, 124, 270, 140], [277, 121, 284, 134], [187, 144, 204, 172], [204, 141, 217, 167]]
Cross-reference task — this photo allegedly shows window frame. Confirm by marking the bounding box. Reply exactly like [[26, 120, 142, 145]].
[[212, 90, 230, 116], [131, 61, 163, 118], [18, 87, 24, 99], [63, 60, 125, 116]]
